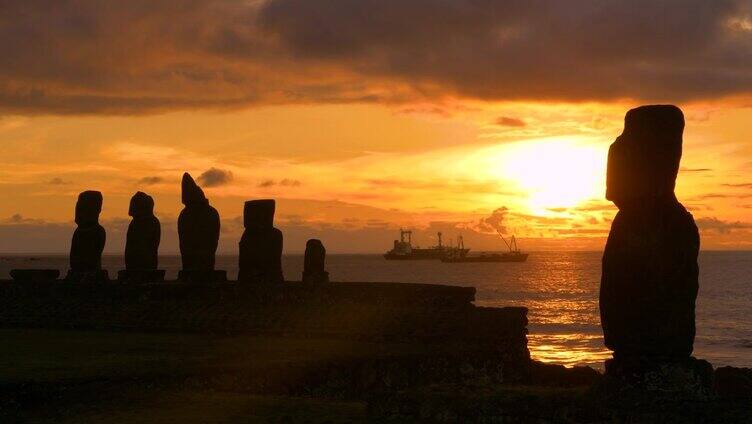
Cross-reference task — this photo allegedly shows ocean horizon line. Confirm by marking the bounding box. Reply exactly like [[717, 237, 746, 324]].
[[3, 249, 752, 256]]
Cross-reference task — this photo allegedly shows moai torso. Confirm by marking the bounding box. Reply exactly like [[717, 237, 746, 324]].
[[125, 191, 161, 270], [303, 239, 329, 283], [600, 105, 699, 361], [70, 191, 106, 273], [238, 199, 284, 283], [178, 173, 220, 271]]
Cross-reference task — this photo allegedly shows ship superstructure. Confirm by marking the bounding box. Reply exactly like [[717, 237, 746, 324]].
[[384, 229, 469, 260]]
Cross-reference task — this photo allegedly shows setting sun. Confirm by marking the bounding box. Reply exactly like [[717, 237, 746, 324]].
[[498, 138, 607, 214]]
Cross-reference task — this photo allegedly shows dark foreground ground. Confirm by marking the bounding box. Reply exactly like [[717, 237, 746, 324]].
[[1, 329, 380, 423], [1, 329, 751, 423]]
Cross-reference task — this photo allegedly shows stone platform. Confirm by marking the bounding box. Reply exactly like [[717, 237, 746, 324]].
[[0, 279, 530, 382]]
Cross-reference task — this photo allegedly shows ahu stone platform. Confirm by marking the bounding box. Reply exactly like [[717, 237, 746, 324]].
[[0, 279, 530, 383]]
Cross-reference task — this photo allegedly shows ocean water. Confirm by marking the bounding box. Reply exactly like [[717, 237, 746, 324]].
[[2, 251, 750, 369]]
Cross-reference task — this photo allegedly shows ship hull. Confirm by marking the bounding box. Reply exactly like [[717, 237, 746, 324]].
[[383, 254, 438, 260], [441, 253, 528, 263], [384, 248, 470, 260]]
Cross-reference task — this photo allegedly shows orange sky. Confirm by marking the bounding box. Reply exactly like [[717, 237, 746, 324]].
[[1, 1, 751, 253], [1, 100, 750, 253]]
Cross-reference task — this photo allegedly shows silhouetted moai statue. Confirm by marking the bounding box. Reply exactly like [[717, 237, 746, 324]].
[[67, 190, 107, 282], [178, 173, 223, 282], [125, 192, 160, 269], [302, 239, 329, 284], [119, 191, 164, 283], [600, 105, 710, 393], [238, 199, 284, 283]]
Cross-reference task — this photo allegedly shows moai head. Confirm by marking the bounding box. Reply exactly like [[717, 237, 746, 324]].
[[128, 191, 155, 218], [75, 191, 103, 226], [305, 239, 326, 267], [606, 105, 684, 208], [303, 239, 328, 283], [244, 199, 275, 230], [181, 173, 208, 206]]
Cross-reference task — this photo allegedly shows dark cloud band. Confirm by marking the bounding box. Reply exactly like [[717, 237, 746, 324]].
[[1, 0, 751, 115]]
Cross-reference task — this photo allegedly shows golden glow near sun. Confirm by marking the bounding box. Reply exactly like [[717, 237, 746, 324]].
[[481, 137, 608, 215], [506, 139, 607, 214]]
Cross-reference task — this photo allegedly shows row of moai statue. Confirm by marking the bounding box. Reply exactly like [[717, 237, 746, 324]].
[[63, 173, 329, 284]]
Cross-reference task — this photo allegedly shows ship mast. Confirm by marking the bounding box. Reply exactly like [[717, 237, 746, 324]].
[[496, 230, 519, 253]]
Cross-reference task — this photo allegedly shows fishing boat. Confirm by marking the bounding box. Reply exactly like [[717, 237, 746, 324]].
[[441, 231, 528, 263], [384, 229, 469, 260]]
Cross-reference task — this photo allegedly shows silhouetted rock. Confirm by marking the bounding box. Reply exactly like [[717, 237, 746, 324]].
[[529, 361, 601, 387], [124, 191, 161, 271], [238, 199, 284, 283], [67, 191, 108, 282], [118, 269, 166, 283], [600, 105, 702, 390], [10, 269, 60, 283], [715, 366, 752, 399], [178, 173, 220, 272], [599, 356, 714, 400], [302, 239, 329, 284], [177, 269, 228, 283]]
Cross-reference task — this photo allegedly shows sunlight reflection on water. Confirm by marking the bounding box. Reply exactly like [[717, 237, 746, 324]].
[[528, 334, 612, 368]]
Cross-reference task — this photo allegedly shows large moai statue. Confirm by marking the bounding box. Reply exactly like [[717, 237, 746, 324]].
[[238, 199, 284, 284], [178, 173, 221, 280], [302, 239, 329, 284], [67, 190, 107, 282], [600, 105, 710, 393], [119, 191, 164, 283]]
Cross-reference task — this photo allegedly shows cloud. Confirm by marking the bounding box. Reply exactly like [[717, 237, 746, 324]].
[[1, 0, 752, 115], [0, 220, 72, 254], [257, 178, 301, 188], [197, 167, 233, 187], [280, 178, 301, 187], [399, 105, 453, 117], [138, 176, 164, 185], [260, 0, 752, 102], [365, 178, 506, 194], [680, 168, 713, 173], [47, 177, 71, 185], [722, 182, 752, 188], [477, 207, 508, 234], [692, 191, 752, 200], [6, 214, 21, 223], [552, 228, 609, 235], [574, 202, 617, 212], [3, 214, 45, 225], [696, 217, 752, 234], [495, 116, 526, 128]]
